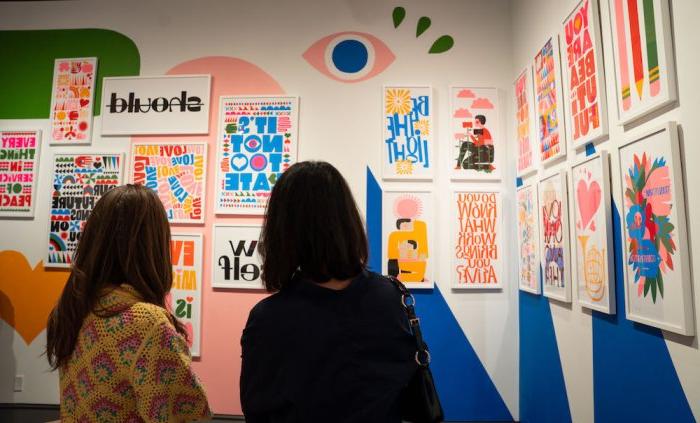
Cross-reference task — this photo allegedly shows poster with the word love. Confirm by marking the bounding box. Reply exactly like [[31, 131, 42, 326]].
[[49, 57, 97, 145], [215, 96, 299, 215], [212, 224, 264, 289], [514, 69, 537, 177], [609, 0, 677, 124], [382, 86, 434, 180], [451, 190, 503, 289], [170, 233, 203, 357], [618, 122, 693, 335], [517, 183, 540, 294], [131, 142, 207, 224], [572, 151, 615, 314], [534, 36, 567, 166], [562, 0, 608, 148], [449, 87, 501, 181], [0, 130, 41, 218], [46, 153, 124, 268], [382, 190, 434, 289], [538, 170, 572, 302]]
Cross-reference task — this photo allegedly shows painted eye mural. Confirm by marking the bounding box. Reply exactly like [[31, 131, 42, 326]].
[[303, 31, 395, 83]]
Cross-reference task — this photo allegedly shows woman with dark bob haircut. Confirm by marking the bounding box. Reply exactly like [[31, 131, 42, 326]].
[[240, 161, 417, 423]]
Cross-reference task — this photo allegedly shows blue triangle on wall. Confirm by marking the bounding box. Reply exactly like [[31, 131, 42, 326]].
[[366, 167, 513, 421]]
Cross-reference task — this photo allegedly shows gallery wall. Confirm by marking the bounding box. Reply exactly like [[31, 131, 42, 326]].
[[0, 0, 520, 420], [510, 0, 700, 421]]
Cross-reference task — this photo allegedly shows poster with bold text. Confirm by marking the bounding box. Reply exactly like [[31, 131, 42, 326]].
[[49, 57, 97, 145], [382, 191, 434, 289], [0, 130, 41, 218], [534, 37, 567, 165], [538, 171, 572, 302], [609, 0, 677, 124], [450, 87, 501, 180], [517, 184, 540, 294], [562, 0, 608, 147], [618, 123, 693, 335], [572, 152, 615, 314], [212, 225, 264, 289], [170, 233, 203, 357], [382, 86, 433, 180], [215, 96, 298, 215], [47, 153, 123, 268], [451, 190, 502, 289], [514, 70, 536, 176], [131, 142, 207, 224]]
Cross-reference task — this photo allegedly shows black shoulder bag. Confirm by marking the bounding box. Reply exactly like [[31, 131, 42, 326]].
[[388, 276, 444, 423]]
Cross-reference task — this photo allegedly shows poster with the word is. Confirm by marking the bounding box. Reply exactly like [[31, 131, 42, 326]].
[[0, 130, 41, 218], [538, 170, 572, 302], [170, 233, 203, 357], [451, 190, 503, 289], [212, 224, 264, 289]]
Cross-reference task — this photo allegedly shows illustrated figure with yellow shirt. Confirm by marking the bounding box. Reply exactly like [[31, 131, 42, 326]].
[[387, 196, 429, 283]]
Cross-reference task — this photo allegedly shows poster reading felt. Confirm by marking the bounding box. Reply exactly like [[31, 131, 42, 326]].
[[0, 131, 41, 217], [215, 96, 298, 215], [538, 172, 572, 302], [212, 225, 264, 289], [515, 71, 535, 176], [131, 142, 207, 223], [47, 153, 123, 268], [563, 0, 607, 146], [382, 86, 433, 180], [170, 233, 203, 357], [517, 184, 539, 294], [452, 191, 502, 289], [49, 58, 97, 145], [534, 38, 566, 165]]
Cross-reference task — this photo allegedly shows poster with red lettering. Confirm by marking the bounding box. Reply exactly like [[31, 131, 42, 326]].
[[131, 142, 207, 224], [562, 0, 609, 148], [451, 190, 503, 289], [514, 69, 537, 177], [538, 170, 572, 302], [49, 58, 97, 145], [0, 130, 41, 218], [170, 233, 203, 357]]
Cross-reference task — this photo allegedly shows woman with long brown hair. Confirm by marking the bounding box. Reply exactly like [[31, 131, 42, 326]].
[[46, 184, 210, 422]]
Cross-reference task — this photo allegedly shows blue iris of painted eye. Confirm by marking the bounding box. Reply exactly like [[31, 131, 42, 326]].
[[332, 40, 369, 74]]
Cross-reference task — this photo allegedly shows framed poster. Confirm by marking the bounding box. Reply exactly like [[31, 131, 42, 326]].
[[101, 75, 211, 135], [49, 57, 97, 145], [0, 130, 41, 218], [382, 189, 434, 289], [215, 96, 299, 215], [451, 189, 503, 289], [131, 142, 207, 224], [609, 0, 677, 125], [618, 122, 693, 335], [571, 151, 615, 314], [538, 170, 572, 302], [514, 69, 537, 177], [212, 224, 264, 289], [449, 87, 502, 181], [170, 233, 203, 357], [517, 183, 540, 294], [46, 153, 124, 268], [534, 36, 567, 166], [382, 86, 434, 180], [562, 0, 609, 148]]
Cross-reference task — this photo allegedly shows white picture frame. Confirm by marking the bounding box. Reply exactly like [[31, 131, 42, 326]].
[[514, 68, 538, 178], [538, 170, 572, 302], [211, 224, 264, 290], [517, 183, 541, 295], [170, 232, 204, 357], [0, 130, 42, 218], [49, 57, 98, 146]]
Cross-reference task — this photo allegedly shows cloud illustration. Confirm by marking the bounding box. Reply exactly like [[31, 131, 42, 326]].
[[471, 97, 495, 109], [453, 108, 473, 118], [457, 89, 476, 98]]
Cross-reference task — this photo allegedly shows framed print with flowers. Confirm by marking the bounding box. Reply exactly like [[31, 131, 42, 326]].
[[618, 122, 693, 335], [381, 86, 434, 180]]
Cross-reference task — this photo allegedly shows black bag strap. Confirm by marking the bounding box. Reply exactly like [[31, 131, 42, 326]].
[[387, 276, 431, 367]]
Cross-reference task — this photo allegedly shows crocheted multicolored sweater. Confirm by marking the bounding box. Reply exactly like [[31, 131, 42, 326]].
[[59, 284, 211, 422]]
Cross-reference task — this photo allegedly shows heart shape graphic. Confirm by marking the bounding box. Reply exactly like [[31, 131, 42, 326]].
[[186, 296, 194, 303], [230, 156, 248, 171], [80, 99, 90, 108], [576, 179, 601, 231]]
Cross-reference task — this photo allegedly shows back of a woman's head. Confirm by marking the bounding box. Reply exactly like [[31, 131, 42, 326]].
[[259, 161, 368, 291], [47, 184, 176, 369]]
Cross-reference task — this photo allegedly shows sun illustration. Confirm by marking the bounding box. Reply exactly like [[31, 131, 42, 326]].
[[385, 89, 412, 115], [395, 159, 413, 175], [413, 118, 430, 136]]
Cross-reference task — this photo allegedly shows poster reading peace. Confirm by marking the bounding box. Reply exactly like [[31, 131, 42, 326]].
[[382, 86, 433, 180], [215, 96, 299, 215], [534, 37, 566, 165], [170, 233, 203, 357], [131, 142, 207, 224], [47, 153, 123, 268], [0, 130, 41, 218], [49, 57, 97, 145]]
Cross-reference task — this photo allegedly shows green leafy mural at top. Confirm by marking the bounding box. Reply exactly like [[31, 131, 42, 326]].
[[391, 6, 454, 54], [0, 29, 140, 119]]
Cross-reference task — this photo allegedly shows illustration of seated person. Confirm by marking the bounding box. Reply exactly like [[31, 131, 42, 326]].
[[387, 218, 428, 283], [455, 114, 495, 172]]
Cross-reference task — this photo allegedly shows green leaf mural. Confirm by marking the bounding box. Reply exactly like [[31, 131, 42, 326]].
[[416, 17, 431, 37], [429, 35, 454, 54], [392, 7, 406, 28]]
